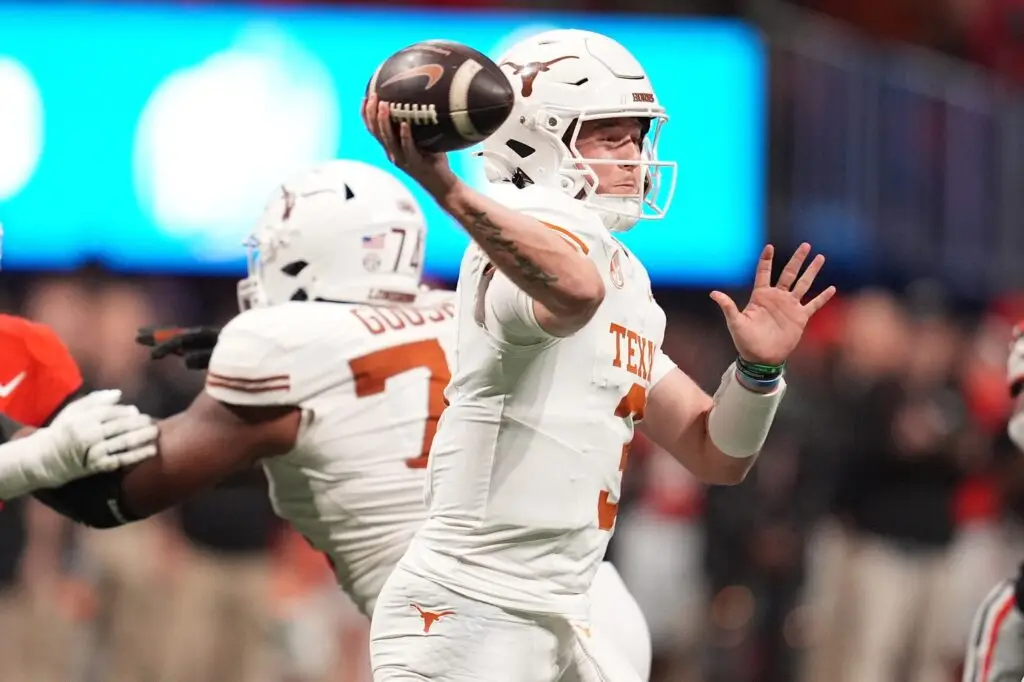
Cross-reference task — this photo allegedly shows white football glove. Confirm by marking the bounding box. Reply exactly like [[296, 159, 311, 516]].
[[0, 390, 158, 500], [47, 389, 159, 476]]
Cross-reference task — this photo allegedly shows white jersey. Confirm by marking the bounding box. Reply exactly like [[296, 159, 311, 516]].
[[402, 184, 677, 619], [205, 293, 456, 615]]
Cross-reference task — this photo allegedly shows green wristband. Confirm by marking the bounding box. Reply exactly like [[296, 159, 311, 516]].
[[736, 356, 785, 382]]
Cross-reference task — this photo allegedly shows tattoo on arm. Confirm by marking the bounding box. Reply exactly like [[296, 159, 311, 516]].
[[465, 209, 558, 286]]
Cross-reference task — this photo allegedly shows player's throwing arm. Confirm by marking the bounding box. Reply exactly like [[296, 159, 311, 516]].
[[364, 43, 603, 338]]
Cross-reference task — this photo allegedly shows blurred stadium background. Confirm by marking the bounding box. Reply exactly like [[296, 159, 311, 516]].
[[1, 0, 1023, 681]]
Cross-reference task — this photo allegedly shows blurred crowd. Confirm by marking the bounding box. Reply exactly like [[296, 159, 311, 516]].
[[292, 0, 1024, 89], [3, 0, 1024, 682], [628, 283, 1024, 682], [790, 0, 1024, 86]]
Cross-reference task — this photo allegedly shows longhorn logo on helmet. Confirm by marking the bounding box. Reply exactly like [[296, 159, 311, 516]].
[[499, 55, 578, 97]]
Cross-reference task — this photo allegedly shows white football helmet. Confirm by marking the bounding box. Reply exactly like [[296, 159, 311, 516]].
[[480, 29, 676, 232], [237, 160, 426, 310]]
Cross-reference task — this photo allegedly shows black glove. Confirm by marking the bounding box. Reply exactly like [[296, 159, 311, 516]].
[[136, 326, 221, 371]]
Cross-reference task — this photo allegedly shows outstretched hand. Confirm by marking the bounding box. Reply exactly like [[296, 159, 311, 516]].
[[710, 243, 836, 366]]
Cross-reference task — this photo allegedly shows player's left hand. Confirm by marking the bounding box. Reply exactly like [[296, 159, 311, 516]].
[[362, 93, 458, 199], [710, 243, 836, 367], [136, 325, 220, 371]]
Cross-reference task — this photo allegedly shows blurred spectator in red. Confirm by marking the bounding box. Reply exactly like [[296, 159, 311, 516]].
[[963, 0, 1024, 84], [802, 0, 960, 48]]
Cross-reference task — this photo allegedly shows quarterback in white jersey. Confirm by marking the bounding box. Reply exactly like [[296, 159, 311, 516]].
[[365, 29, 835, 682]]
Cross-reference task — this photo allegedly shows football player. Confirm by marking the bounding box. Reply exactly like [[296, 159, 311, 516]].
[[0, 313, 158, 502], [960, 323, 1024, 682], [364, 29, 835, 682]]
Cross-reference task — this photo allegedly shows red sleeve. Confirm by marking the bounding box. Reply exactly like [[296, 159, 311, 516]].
[[24, 321, 83, 427], [0, 316, 83, 427]]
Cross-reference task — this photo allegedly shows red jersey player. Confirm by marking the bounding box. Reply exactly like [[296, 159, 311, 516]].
[[0, 314, 158, 502], [0, 313, 84, 426]]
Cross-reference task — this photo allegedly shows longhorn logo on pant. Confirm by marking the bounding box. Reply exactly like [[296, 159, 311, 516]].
[[411, 603, 456, 633], [499, 56, 579, 97]]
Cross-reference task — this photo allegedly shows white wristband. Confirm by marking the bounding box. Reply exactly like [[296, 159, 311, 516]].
[[0, 429, 69, 500], [707, 363, 786, 459]]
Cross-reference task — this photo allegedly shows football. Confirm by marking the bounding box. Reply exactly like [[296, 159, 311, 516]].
[[370, 40, 515, 153]]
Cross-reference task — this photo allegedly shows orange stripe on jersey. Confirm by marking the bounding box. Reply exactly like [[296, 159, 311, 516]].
[[207, 372, 289, 385], [206, 372, 291, 394], [541, 223, 589, 255], [206, 379, 290, 394]]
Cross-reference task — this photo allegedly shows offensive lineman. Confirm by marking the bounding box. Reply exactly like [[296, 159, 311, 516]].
[[960, 323, 1024, 682], [56, 160, 451, 617], [364, 29, 835, 682]]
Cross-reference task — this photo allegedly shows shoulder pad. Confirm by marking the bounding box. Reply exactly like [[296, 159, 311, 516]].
[[206, 308, 315, 406]]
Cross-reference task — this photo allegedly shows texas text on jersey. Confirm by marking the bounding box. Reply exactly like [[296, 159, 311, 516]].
[[205, 293, 455, 615], [401, 183, 674, 619]]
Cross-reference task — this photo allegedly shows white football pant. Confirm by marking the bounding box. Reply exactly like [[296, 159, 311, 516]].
[[371, 563, 647, 682]]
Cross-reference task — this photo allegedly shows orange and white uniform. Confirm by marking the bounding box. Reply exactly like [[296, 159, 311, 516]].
[[372, 185, 664, 682], [205, 295, 456, 617], [405, 184, 672, 617]]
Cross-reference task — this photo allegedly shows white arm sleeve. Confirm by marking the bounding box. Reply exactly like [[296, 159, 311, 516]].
[[706, 363, 787, 459], [482, 270, 550, 345]]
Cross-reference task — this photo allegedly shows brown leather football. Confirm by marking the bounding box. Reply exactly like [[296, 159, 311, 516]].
[[371, 40, 515, 153]]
